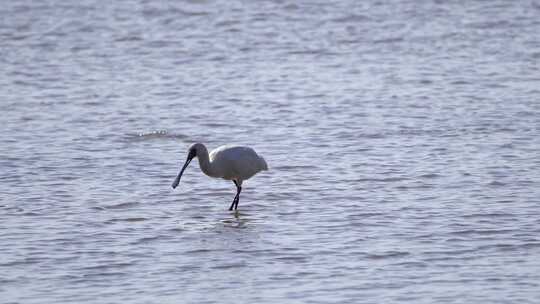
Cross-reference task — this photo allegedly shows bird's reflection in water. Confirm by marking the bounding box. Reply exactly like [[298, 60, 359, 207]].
[[220, 211, 251, 229]]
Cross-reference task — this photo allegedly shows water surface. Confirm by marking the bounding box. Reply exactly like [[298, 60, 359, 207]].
[[1, 1, 540, 303]]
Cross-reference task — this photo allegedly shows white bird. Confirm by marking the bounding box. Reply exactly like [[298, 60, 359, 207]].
[[172, 143, 268, 211]]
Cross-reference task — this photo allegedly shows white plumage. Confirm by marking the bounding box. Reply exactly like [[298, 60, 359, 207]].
[[172, 143, 268, 210]]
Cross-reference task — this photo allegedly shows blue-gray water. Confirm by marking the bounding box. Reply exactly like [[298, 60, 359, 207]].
[[2, 1, 540, 303]]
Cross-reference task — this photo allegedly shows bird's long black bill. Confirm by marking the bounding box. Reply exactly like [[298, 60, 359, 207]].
[[171, 157, 192, 189]]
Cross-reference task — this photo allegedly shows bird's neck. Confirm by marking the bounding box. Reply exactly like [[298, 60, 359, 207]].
[[196, 148, 220, 178]]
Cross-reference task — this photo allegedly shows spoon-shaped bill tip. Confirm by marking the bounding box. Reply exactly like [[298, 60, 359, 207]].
[[171, 177, 180, 189]]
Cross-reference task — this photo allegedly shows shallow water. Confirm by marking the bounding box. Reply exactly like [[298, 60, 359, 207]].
[[1, 1, 540, 303]]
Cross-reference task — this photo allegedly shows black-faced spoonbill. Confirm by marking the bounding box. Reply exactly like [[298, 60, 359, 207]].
[[172, 143, 268, 211]]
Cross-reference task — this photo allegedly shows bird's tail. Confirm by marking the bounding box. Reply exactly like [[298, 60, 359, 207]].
[[260, 156, 269, 171]]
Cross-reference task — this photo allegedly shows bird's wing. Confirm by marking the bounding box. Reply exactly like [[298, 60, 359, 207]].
[[212, 146, 265, 179]]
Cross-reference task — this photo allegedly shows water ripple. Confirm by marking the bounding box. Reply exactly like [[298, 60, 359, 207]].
[[2, 0, 539, 303]]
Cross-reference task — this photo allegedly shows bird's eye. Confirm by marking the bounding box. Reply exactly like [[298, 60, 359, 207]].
[[190, 149, 197, 157]]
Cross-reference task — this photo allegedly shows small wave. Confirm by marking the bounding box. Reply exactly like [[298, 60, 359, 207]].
[[418, 173, 441, 179], [21, 211, 41, 216], [131, 236, 164, 245], [462, 212, 512, 219], [211, 262, 247, 270], [423, 248, 477, 256], [450, 229, 514, 236], [1, 257, 42, 267], [450, 80, 472, 86], [476, 243, 519, 252], [487, 180, 506, 187], [274, 255, 310, 263], [366, 251, 410, 260], [105, 217, 148, 224], [358, 132, 386, 139], [287, 49, 335, 56], [521, 242, 540, 249], [354, 177, 408, 183], [114, 35, 143, 42], [331, 14, 369, 23], [466, 20, 510, 30], [214, 19, 241, 27], [97, 202, 140, 210], [347, 212, 385, 219], [275, 164, 319, 170], [391, 261, 428, 268], [123, 130, 188, 142], [184, 248, 215, 254], [372, 37, 404, 44], [79, 262, 133, 271], [142, 7, 209, 18], [283, 3, 299, 10]]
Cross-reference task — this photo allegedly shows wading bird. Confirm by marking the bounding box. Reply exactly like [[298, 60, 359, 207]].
[[172, 143, 268, 211]]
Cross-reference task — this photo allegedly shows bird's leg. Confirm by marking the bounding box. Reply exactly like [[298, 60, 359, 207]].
[[229, 180, 240, 211], [228, 180, 242, 211], [234, 181, 242, 210], [228, 195, 238, 211], [234, 187, 242, 210]]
